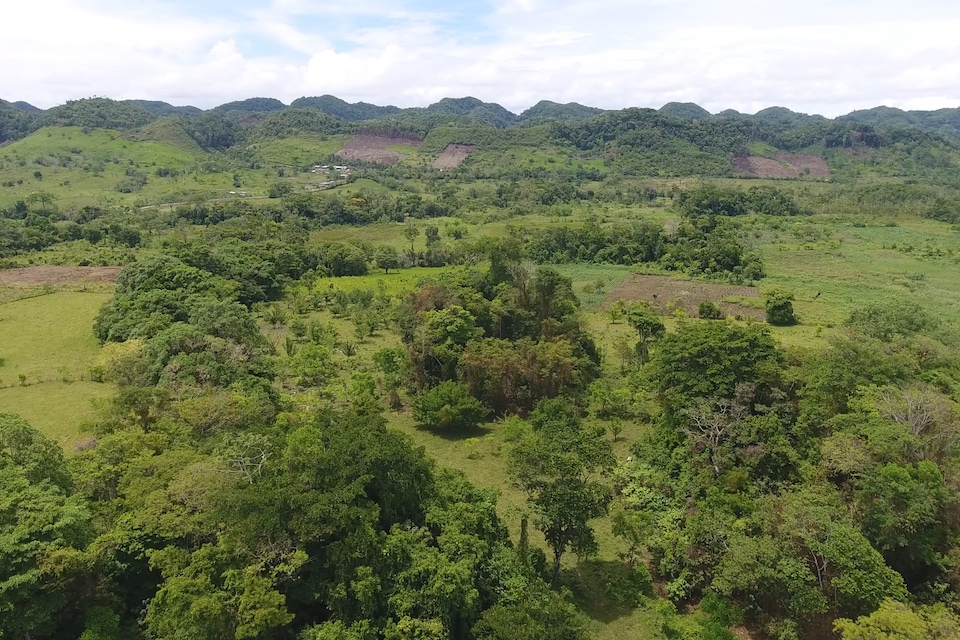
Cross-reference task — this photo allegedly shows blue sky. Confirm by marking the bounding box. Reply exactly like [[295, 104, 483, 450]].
[[5, 0, 960, 116]]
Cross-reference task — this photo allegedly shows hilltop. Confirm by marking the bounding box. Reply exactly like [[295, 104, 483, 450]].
[[5, 93, 960, 138]]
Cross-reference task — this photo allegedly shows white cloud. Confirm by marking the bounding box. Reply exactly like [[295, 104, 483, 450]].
[[2, 0, 960, 117]]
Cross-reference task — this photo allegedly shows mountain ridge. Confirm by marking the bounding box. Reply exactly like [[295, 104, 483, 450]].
[[3, 95, 960, 181], [5, 94, 960, 134]]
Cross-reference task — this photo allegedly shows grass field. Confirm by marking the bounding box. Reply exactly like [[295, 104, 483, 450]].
[[0, 127, 348, 208], [755, 214, 960, 331], [313, 266, 470, 296], [0, 127, 201, 208], [0, 290, 112, 447], [330, 177, 393, 196], [0, 382, 113, 449], [249, 135, 350, 167]]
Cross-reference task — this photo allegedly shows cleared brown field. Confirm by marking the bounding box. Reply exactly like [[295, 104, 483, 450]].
[[432, 144, 477, 169], [600, 274, 763, 319], [335, 133, 422, 165], [0, 266, 121, 286], [733, 152, 830, 178]]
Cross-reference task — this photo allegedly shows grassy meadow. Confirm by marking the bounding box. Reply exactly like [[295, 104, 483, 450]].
[[249, 134, 350, 167], [0, 127, 358, 209], [0, 290, 113, 448]]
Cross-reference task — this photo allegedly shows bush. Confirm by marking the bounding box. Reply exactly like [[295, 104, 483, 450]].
[[764, 289, 797, 326], [698, 301, 724, 320], [413, 381, 489, 430]]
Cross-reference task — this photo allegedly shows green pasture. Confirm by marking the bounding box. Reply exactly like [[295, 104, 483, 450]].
[[329, 177, 393, 196], [249, 134, 349, 167], [0, 127, 203, 208], [0, 290, 112, 447], [0, 382, 113, 450], [313, 266, 470, 297], [310, 216, 469, 248], [755, 214, 960, 330]]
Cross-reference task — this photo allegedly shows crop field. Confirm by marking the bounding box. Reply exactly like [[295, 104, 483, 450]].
[[601, 274, 763, 319], [431, 143, 477, 169], [0, 265, 121, 286], [335, 133, 423, 165]]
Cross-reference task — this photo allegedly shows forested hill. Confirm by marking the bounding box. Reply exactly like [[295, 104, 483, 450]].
[[4, 94, 960, 142], [3, 94, 960, 189]]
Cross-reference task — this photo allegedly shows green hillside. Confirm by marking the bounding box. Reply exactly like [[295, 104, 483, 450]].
[[38, 97, 157, 130], [248, 134, 350, 167], [519, 100, 606, 123], [0, 99, 37, 143], [290, 94, 402, 120], [0, 126, 204, 208]]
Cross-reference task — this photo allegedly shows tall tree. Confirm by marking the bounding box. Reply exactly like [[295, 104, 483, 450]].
[[625, 302, 665, 363], [0, 414, 93, 639], [508, 400, 614, 584]]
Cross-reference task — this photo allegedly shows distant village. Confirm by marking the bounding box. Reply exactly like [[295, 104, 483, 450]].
[[311, 164, 354, 177], [305, 164, 355, 191], [225, 163, 357, 198]]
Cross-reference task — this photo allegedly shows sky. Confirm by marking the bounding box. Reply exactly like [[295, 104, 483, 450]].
[[5, 0, 960, 117]]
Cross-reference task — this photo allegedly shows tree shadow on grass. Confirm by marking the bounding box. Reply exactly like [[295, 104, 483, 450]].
[[413, 422, 494, 441], [560, 559, 654, 624]]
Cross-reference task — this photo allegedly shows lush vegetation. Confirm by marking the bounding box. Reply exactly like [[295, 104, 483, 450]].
[[5, 93, 960, 640]]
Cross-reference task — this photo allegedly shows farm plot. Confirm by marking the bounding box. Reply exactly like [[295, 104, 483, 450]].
[[0, 265, 121, 286], [733, 152, 831, 178], [432, 144, 477, 169], [601, 274, 763, 319], [335, 133, 423, 165]]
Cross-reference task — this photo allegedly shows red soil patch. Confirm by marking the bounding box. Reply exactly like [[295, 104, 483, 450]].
[[601, 274, 763, 320], [432, 144, 477, 169], [0, 266, 121, 287], [335, 132, 422, 166], [733, 152, 830, 178]]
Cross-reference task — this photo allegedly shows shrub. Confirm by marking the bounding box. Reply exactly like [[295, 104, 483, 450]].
[[413, 381, 489, 430], [764, 289, 797, 326], [698, 301, 724, 320]]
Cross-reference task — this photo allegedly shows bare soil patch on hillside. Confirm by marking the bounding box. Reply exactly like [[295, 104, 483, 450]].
[[600, 274, 763, 319], [0, 266, 121, 287], [336, 133, 422, 165], [432, 144, 477, 169], [734, 152, 830, 178]]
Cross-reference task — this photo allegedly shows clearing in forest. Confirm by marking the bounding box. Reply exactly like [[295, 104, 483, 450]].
[[600, 274, 763, 319], [335, 133, 423, 165], [733, 152, 831, 178], [0, 291, 114, 448], [432, 144, 477, 169], [0, 266, 122, 286]]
